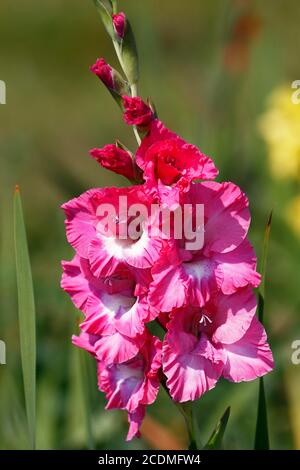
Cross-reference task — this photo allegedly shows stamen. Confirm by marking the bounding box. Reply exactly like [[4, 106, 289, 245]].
[[199, 314, 212, 327]]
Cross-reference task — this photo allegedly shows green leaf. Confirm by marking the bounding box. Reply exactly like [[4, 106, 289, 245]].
[[109, 68, 130, 108], [258, 211, 272, 322], [93, 0, 115, 38], [13, 186, 36, 450], [204, 407, 230, 450], [121, 18, 139, 86], [254, 211, 272, 450], [147, 96, 159, 119]]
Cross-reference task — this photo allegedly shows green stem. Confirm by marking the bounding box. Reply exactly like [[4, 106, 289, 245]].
[[161, 377, 198, 449], [177, 402, 198, 450], [112, 40, 141, 146]]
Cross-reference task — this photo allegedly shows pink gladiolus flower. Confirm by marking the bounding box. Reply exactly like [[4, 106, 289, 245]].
[[136, 120, 218, 199], [90, 144, 135, 181], [62, 8, 275, 440], [98, 333, 162, 439], [62, 186, 163, 277], [163, 288, 274, 402], [112, 12, 126, 39], [123, 96, 154, 127], [90, 58, 114, 89], [73, 329, 162, 440], [61, 255, 157, 363], [148, 181, 260, 312]]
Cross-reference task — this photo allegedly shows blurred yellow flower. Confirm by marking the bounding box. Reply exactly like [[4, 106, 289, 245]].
[[259, 86, 300, 180], [286, 194, 300, 238]]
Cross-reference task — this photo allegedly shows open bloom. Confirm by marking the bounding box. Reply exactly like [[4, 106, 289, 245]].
[[61, 255, 157, 364], [136, 120, 218, 201], [148, 181, 260, 312], [72, 329, 162, 440], [98, 333, 162, 440], [163, 288, 274, 402], [62, 185, 163, 278]]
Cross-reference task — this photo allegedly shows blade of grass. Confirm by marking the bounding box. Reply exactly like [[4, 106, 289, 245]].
[[13, 185, 36, 449], [203, 407, 230, 450], [254, 211, 272, 450]]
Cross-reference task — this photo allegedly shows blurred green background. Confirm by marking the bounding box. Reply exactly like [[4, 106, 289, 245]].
[[0, 0, 300, 450]]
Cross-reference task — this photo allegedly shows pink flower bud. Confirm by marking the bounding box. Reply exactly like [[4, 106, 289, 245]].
[[122, 95, 154, 127], [90, 58, 114, 90], [112, 12, 126, 39], [90, 144, 135, 181]]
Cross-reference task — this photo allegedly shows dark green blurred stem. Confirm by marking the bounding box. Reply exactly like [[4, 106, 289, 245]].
[[177, 402, 198, 450], [254, 378, 270, 449], [160, 376, 198, 449]]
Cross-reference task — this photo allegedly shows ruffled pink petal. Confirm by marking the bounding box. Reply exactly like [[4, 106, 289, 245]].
[[114, 299, 150, 337], [88, 231, 162, 278], [149, 252, 222, 311], [181, 257, 223, 307], [211, 288, 257, 345], [148, 262, 187, 312], [126, 406, 146, 441], [136, 120, 218, 183], [81, 292, 150, 338], [97, 334, 161, 414], [62, 189, 99, 258], [214, 239, 261, 294], [98, 359, 145, 412], [136, 120, 178, 170], [88, 237, 125, 277], [140, 336, 162, 405], [61, 256, 93, 312], [95, 332, 145, 364], [72, 332, 99, 357], [186, 182, 250, 255], [163, 333, 224, 402], [222, 316, 274, 382]]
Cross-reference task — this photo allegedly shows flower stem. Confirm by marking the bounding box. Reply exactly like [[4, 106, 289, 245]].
[[160, 376, 198, 449], [177, 402, 198, 450], [112, 39, 141, 146]]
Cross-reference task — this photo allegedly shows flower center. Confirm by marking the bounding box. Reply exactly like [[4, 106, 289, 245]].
[[164, 155, 176, 165], [191, 311, 213, 337]]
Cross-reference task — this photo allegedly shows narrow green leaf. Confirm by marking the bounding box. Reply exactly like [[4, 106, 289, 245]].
[[147, 96, 159, 119], [254, 378, 270, 449], [254, 211, 272, 450], [204, 407, 230, 449], [108, 68, 130, 108], [115, 139, 132, 154], [93, 0, 115, 38], [121, 18, 139, 86], [258, 211, 272, 322], [13, 186, 36, 449]]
